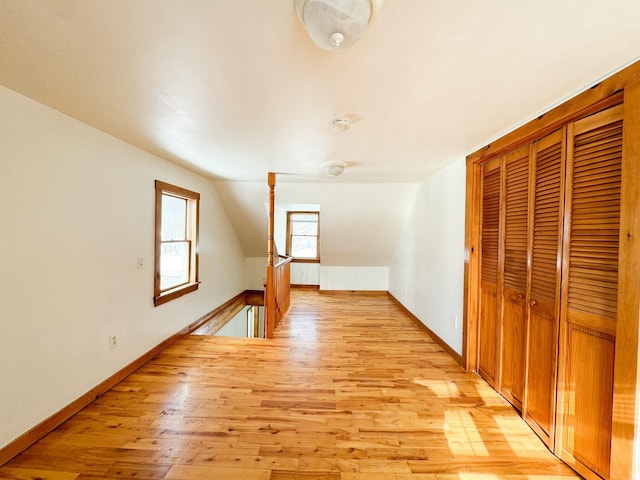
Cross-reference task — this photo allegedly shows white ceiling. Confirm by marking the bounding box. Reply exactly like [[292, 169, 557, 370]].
[[2, 0, 639, 183], [2, 1, 640, 264]]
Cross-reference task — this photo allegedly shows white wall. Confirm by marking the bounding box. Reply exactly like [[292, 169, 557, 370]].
[[388, 159, 466, 355], [291, 263, 320, 285], [274, 206, 287, 256], [0, 86, 246, 450], [320, 266, 389, 291], [245, 257, 267, 290], [215, 307, 250, 337]]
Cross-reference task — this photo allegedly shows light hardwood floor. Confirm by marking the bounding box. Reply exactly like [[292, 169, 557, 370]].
[[0, 290, 580, 479]]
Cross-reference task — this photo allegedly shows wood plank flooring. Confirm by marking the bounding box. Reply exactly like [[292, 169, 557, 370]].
[[0, 290, 580, 479]]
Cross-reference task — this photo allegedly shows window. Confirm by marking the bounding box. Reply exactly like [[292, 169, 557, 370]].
[[286, 211, 320, 262], [154, 180, 200, 306]]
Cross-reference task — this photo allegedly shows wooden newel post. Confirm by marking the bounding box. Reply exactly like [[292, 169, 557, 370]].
[[265, 172, 276, 339]]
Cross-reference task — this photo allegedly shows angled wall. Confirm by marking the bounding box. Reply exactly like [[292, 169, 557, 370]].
[[0, 86, 246, 451]]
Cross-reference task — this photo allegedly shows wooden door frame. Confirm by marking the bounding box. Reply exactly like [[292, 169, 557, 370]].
[[463, 61, 640, 480], [612, 79, 640, 480]]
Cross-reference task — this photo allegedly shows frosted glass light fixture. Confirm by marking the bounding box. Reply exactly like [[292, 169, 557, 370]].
[[321, 161, 348, 177], [330, 116, 352, 132], [294, 0, 383, 51]]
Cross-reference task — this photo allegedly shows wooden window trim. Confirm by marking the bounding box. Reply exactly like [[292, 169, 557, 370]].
[[291, 258, 321, 264], [286, 211, 320, 263], [154, 180, 200, 307]]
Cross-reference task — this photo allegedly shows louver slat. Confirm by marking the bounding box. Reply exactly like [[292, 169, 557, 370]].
[[567, 121, 622, 319], [481, 168, 501, 285], [504, 152, 529, 292], [530, 142, 562, 305]]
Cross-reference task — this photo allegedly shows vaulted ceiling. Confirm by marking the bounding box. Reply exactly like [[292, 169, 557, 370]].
[[2, 1, 639, 262]]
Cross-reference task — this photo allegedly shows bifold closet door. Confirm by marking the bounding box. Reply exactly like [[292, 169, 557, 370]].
[[523, 128, 565, 448], [556, 105, 623, 479], [499, 146, 530, 410], [478, 158, 502, 388]]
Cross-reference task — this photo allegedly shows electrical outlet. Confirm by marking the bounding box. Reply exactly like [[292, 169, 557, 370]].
[[109, 335, 118, 350]]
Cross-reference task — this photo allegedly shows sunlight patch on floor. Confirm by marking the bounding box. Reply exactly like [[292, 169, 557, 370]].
[[493, 415, 550, 458], [414, 379, 461, 398], [444, 409, 489, 456], [474, 381, 511, 406]]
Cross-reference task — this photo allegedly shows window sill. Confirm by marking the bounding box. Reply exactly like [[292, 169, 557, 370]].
[[154, 282, 200, 306], [291, 258, 320, 264]]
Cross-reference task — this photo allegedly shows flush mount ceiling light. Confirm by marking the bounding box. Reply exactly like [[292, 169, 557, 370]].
[[321, 160, 348, 177], [294, 0, 384, 51], [330, 116, 352, 132]]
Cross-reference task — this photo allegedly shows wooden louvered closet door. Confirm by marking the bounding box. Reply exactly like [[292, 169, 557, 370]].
[[523, 128, 566, 449], [499, 146, 530, 410], [556, 105, 623, 479], [478, 158, 502, 388]]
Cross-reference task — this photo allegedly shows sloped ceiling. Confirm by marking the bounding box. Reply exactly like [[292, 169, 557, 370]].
[[214, 181, 419, 263], [1, 1, 640, 263]]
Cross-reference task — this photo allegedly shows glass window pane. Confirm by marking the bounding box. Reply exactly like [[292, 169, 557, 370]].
[[291, 213, 317, 223], [161, 194, 187, 241], [291, 221, 318, 235], [160, 241, 189, 290], [291, 236, 317, 258]]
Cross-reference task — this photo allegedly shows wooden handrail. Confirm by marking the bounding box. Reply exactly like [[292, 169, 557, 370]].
[[275, 255, 292, 268], [272, 259, 291, 330], [264, 173, 291, 338]]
